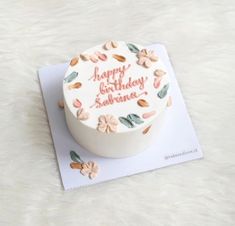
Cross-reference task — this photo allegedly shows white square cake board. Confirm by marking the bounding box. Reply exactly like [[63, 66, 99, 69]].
[[38, 44, 203, 190]]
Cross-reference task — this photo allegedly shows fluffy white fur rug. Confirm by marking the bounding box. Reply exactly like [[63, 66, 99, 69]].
[[0, 0, 234, 225]]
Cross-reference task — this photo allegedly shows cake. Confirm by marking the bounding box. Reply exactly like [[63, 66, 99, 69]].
[[63, 41, 170, 158]]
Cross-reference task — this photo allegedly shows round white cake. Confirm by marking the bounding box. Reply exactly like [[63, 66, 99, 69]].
[[63, 41, 170, 158]]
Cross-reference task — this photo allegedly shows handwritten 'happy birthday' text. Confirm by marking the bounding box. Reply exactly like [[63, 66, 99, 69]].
[[89, 64, 148, 108]]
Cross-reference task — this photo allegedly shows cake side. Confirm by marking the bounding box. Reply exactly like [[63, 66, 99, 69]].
[[64, 99, 167, 158]]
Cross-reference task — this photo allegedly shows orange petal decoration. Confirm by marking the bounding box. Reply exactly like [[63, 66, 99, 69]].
[[70, 162, 83, 169], [112, 54, 126, 62], [58, 100, 64, 108], [142, 125, 152, 134], [68, 82, 82, 90], [70, 57, 79, 66]]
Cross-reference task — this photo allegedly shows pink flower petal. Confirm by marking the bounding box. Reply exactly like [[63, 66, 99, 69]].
[[142, 111, 156, 119], [73, 99, 82, 108], [95, 51, 107, 61], [153, 77, 162, 89]]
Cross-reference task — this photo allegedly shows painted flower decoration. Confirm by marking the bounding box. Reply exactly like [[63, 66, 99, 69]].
[[80, 161, 99, 179], [137, 49, 158, 68], [70, 151, 99, 180], [97, 114, 118, 133]]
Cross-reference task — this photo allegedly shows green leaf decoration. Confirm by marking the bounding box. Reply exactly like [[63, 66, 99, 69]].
[[126, 43, 140, 53], [64, 71, 78, 83], [127, 114, 144, 124], [157, 84, 170, 99], [70, 150, 83, 163], [119, 117, 135, 128]]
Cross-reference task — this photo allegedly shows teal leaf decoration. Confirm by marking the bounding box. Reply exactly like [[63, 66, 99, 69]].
[[70, 150, 83, 163], [119, 117, 135, 128], [64, 71, 78, 83], [127, 114, 144, 124], [157, 84, 169, 99], [126, 43, 140, 53]]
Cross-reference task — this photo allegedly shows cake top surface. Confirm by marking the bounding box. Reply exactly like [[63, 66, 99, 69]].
[[63, 41, 170, 133]]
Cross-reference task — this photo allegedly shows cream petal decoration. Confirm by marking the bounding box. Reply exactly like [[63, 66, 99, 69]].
[[137, 50, 147, 58], [144, 58, 152, 68], [137, 57, 146, 65], [104, 41, 112, 50], [111, 41, 118, 48], [97, 123, 107, 133], [80, 53, 90, 61], [154, 69, 166, 77], [89, 54, 98, 63], [149, 52, 158, 62], [167, 96, 172, 107], [77, 108, 89, 120], [98, 115, 106, 124]]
